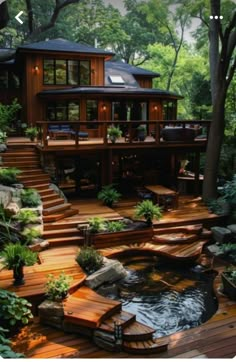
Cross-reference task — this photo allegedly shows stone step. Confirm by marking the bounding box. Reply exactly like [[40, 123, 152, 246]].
[[43, 202, 72, 216], [44, 235, 84, 247]]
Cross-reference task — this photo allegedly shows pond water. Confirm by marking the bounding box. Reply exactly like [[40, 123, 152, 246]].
[[115, 257, 218, 338]]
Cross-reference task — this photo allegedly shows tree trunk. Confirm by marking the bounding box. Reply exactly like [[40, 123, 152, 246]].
[[202, 88, 226, 200]]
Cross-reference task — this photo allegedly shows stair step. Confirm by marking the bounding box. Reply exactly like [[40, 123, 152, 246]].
[[38, 189, 56, 196], [98, 311, 136, 334], [43, 202, 72, 216], [123, 321, 155, 341], [3, 152, 37, 157], [153, 233, 198, 244], [43, 208, 78, 223], [18, 174, 50, 182], [45, 235, 84, 247], [2, 162, 40, 168], [44, 219, 81, 231], [154, 224, 203, 235], [42, 198, 65, 208], [3, 156, 39, 161], [123, 339, 168, 355], [19, 178, 51, 187], [40, 194, 59, 202], [43, 227, 79, 238], [26, 183, 50, 191], [20, 169, 46, 175]]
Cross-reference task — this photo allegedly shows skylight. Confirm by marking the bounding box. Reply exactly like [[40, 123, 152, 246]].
[[109, 75, 125, 84]]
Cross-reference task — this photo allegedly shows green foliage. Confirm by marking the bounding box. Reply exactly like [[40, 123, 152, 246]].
[[0, 289, 33, 327], [22, 227, 41, 244], [0, 131, 7, 143], [76, 246, 103, 274], [0, 167, 21, 185], [0, 326, 25, 358], [25, 127, 39, 140], [45, 272, 72, 301], [221, 175, 236, 205], [20, 188, 41, 207], [14, 209, 39, 226], [88, 217, 106, 234], [219, 244, 236, 263], [97, 184, 121, 207], [0, 242, 38, 270], [224, 267, 236, 285], [0, 99, 21, 132], [206, 198, 226, 215], [134, 199, 163, 225], [107, 126, 122, 142], [106, 220, 125, 232]]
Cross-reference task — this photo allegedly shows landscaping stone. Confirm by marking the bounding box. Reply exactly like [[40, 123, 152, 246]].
[[94, 330, 116, 343], [40, 315, 63, 329], [207, 244, 224, 256], [211, 226, 232, 243], [227, 224, 236, 235], [93, 335, 118, 352], [85, 258, 127, 289], [29, 240, 49, 252], [0, 189, 11, 207], [5, 201, 20, 216], [38, 300, 64, 317], [0, 144, 7, 153]]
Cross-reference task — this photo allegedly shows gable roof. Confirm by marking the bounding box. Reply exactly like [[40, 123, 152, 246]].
[[17, 38, 115, 57]]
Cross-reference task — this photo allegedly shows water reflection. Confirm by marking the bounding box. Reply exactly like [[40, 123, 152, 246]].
[[116, 257, 218, 337]]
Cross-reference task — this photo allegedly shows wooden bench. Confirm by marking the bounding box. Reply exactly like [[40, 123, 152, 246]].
[[145, 184, 179, 210]]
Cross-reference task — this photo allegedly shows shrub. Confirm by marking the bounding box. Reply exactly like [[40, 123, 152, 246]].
[[106, 220, 125, 232], [97, 184, 121, 207], [0, 98, 21, 132], [0, 289, 33, 327], [0, 131, 7, 143], [14, 209, 39, 226], [0, 168, 21, 185], [0, 326, 24, 358], [134, 200, 163, 226], [45, 272, 72, 301], [20, 188, 41, 207], [88, 217, 106, 233], [76, 246, 103, 274], [107, 125, 122, 142], [22, 227, 41, 244], [25, 127, 38, 141]]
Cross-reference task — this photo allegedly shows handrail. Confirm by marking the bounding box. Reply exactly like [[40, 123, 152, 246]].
[[36, 120, 211, 147]]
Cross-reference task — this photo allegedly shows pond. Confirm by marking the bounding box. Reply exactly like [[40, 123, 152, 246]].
[[114, 256, 218, 338]]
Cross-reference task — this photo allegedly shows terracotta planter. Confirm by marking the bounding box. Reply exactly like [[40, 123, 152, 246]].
[[221, 272, 236, 300]]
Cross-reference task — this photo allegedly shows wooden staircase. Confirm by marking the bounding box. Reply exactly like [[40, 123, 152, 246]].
[[2, 145, 82, 246]]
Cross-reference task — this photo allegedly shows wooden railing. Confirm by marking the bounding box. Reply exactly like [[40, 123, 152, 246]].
[[36, 120, 211, 148]]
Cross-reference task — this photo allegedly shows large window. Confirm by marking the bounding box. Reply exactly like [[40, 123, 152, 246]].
[[0, 70, 20, 89], [47, 101, 80, 121], [162, 100, 177, 120], [43, 59, 90, 85]]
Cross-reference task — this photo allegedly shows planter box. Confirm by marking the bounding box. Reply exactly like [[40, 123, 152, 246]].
[[221, 272, 236, 300], [90, 227, 153, 249]]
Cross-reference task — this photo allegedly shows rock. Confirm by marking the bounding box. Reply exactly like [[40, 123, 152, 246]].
[[12, 183, 24, 189], [94, 330, 116, 343], [227, 224, 236, 235], [85, 258, 127, 289], [0, 189, 11, 208], [38, 300, 64, 317], [96, 283, 118, 298], [211, 226, 232, 243], [40, 315, 63, 329], [11, 196, 22, 209], [93, 336, 118, 352], [0, 144, 7, 153], [207, 244, 224, 256], [29, 240, 49, 252], [5, 202, 20, 216]]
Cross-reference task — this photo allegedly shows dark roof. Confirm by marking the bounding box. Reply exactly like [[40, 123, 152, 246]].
[[0, 49, 16, 63], [105, 62, 139, 88], [106, 61, 160, 78], [38, 86, 182, 99], [17, 38, 114, 57]]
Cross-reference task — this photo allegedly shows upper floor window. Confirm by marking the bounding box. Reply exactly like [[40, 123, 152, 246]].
[[43, 59, 90, 86]]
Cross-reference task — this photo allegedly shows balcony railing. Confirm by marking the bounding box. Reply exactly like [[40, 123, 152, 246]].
[[36, 120, 211, 148]]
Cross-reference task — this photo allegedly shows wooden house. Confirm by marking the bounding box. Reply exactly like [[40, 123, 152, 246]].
[[0, 38, 210, 196]]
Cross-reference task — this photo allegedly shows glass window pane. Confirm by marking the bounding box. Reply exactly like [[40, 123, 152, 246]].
[[56, 103, 67, 121], [68, 102, 80, 121], [0, 70, 8, 88], [47, 103, 56, 121], [68, 60, 79, 85], [56, 60, 67, 85], [80, 61, 90, 85], [44, 59, 54, 84], [86, 100, 98, 129]]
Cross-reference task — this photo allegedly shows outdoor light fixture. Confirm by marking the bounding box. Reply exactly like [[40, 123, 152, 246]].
[[34, 65, 39, 74], [153, 105, 158, 111], [102, 104, 107, 111]]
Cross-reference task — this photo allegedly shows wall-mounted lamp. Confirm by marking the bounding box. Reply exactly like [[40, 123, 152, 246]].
[[34, 65, 39, 74], [153, 105, 158, 111], [102, 104, 107, 111]]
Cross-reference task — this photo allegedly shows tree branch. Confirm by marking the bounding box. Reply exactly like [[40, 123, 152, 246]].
[[226, 56, 236, 88], [25, 0, 33, 34]]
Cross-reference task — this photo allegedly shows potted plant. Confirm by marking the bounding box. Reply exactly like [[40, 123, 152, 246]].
[[221, 267, 236, 300], [45, 272, 72, 301], [137, 124, 147, 141], [134, 199, 163, 226], [0, 242, 38, 286], [25, 126, 39, 141], [107, 125, 122, 143], [97, 184, 121, 207]]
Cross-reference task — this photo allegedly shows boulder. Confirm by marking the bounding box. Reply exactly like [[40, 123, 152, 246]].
[[38, 300, 64, 317], [0, 189, 11, 208], [0, 144, 7, 153], [211, 226, 233, 243], [29, 240, 49, 252], [227, 224, 236, 235], [85, 258, 127, 289], [5, 202, 20, 216]]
